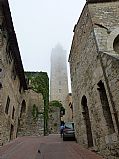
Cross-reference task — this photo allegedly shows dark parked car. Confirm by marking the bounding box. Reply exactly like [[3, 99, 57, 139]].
[[63, 122, 75, 141]]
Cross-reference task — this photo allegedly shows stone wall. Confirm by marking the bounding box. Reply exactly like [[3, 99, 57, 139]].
[[17, 90, 44, 137], [65, 93, 73, 122], [69, 1, 119, 158], [48, 106, 60, 134], [88, 1, 119, 53], [0, 6, 23, 145], [0, 1, 45, 146]]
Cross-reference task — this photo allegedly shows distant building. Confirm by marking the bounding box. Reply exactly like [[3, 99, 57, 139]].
[[69, 0, 119, 158], [50, 44, 69, 122]]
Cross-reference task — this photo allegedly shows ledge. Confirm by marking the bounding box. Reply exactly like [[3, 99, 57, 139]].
[[87, 0, 119, 3]]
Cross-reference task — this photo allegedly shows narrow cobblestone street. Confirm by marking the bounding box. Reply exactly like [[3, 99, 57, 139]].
[[0, 134, 104, 159]]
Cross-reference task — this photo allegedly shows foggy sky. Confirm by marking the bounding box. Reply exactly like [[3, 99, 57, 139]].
[[9, 0, 85, 91]]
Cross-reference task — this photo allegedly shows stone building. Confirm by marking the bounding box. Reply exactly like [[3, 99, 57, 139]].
[[0, 0, 44, 145], [17, 89, 44, 137], [48, 104, 60, 134], [25, 71, 49, 135], [50, 44, 69, 122], [65, 93, 73, 122], [69, 0, 119, 158], [0, 0, 28, 145]]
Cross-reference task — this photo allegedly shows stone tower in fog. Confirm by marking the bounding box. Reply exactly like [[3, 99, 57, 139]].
[[50, 44, 69, 111]]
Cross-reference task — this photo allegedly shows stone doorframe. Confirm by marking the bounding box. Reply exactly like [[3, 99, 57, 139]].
[[81, 95, 94, 148]]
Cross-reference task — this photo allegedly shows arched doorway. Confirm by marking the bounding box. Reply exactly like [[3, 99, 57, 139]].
[[17, 100, 26, 136], [81, 95, 93, 147], [97, 80, 115, 134]]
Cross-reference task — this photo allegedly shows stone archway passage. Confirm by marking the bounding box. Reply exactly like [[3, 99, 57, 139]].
[[97, 80, 115, 134], [81, 95, 93, 147]]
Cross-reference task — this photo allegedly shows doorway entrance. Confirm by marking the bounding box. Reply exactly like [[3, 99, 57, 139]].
[[81, 95, 93, 147], [97, 80, 115, 134]]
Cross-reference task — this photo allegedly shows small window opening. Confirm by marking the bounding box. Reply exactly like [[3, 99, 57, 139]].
[[59, 89, 61, 93], [0, 82, 2, 89], [12, 106, 15, 119], [5, 96, 10, 114], [20, 100, 26, 118], [0, 68, 2, 72]]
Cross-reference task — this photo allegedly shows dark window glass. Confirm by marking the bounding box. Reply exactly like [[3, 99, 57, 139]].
[[12, 106, 15, 119], [5, 96, 10, 114]]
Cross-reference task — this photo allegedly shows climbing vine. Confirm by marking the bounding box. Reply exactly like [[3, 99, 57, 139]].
[[25, 71, 49, 135], [49, 100, 65, 115], [49, 100, 62, 107]]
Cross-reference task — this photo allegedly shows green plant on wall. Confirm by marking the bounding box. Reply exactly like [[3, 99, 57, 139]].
[[49, 100, 63, 113], [49, 100, 62, 108], [54, 123, 57, 127], [25, 71, 49, 135]]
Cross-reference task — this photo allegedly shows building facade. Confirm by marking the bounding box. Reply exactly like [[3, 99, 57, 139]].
[[17, 89, 44, 137], [69, 0, 119, 158], [50, 44, 69, 122], [0, 0, 44, 145]]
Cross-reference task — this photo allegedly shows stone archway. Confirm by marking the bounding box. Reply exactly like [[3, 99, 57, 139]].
[[97, 80, 115, 134], [107, 27, 119, 53], [113, 34, 119, 54], [81, 95, 93, 147]]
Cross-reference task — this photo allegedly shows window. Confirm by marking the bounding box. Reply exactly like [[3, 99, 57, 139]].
[[6, 43, 13, 64], [20, 100, 26, 118], [59, 89, 61, 93], [0, 82, 2, 89], [11, 66, 16, 80], [19, 83, 22, 93], [12, 106, 15, 119], [5, 96, 10, 114]]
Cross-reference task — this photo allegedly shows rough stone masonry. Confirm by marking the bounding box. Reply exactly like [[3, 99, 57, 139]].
[[69, 0, 119, 158], [0, 0, 44, 146]]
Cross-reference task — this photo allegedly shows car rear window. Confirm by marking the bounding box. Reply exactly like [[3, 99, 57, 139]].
[[65, 123, 74, 129]]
